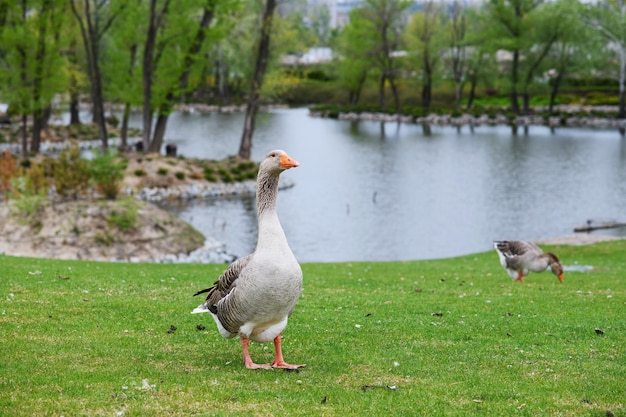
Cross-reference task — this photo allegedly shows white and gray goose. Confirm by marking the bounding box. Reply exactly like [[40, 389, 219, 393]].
[[494, 240, 564, 283], [192, 150, 305, 369]]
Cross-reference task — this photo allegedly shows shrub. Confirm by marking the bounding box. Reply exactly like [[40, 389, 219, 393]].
[[134, 169, 146, 177], [203, 167, 217, 182], [89, 148, 126, 200], [23, 162, 50, 196], [108, 198, 139, 231], [54, 145, 91, 200], [10, 181, 46, 231], [175, 171, 185, 180], [157, 168, 168, 176], [0, 150, 20, 195]]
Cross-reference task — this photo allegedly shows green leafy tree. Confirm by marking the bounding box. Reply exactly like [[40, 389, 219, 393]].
[[540, 0, 596, 112], [141, 0, 236, 153], [482, 0, 545, 114], [360, 0, 411, 113], [584, 0, 626, 118], [442, 1, 468, 111], [405, 0, 446, 110], [239, 0, 278, 159], [70, 0, 127, 150], [0, 0, 69, 154], [335, 8, 377, 106]]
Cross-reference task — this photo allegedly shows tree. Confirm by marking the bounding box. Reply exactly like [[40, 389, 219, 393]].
[[406, 0, 445, 110], [483, 0, 545, 114], [0, 0, 68, 155], [70, 0, 125, 150], [239, 0, 278, 160], [536, 0, 594, 113], [360, 0, 411, 113], [335, 8, 377, 106], [584, 0, 626, 118], [141, 0, 232, 154], [443, 1, 468, 111]]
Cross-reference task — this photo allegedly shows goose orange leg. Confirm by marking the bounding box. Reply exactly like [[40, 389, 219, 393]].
[[515, 270, 524, 282], [241, 338, 271, 369], [271, 334, 306, 369]]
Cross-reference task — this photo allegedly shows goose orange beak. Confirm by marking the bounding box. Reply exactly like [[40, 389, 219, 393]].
[[280, 154, 299, 169], [558, 273, 564, 283]]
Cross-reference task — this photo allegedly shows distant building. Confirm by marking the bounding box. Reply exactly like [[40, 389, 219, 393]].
[[281, 47, 333, 66]]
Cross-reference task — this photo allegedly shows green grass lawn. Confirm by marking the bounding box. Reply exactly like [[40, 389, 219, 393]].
[[1, 240, 624, 416]]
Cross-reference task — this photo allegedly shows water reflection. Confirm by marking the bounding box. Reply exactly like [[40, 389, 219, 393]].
[[129, 107, 626, 263]]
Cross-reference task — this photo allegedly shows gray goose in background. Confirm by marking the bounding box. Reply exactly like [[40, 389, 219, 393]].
[[192, 150, 305, 369], [494, 240, 564, 283]]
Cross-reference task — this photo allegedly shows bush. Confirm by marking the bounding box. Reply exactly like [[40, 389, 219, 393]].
[[157, 168, 168, 176], [108, 198, 139, 231], [0, 150, 20, 195], [175, 171, 185, 180], [53, 145, 91, 200], [89, 148, 126, 200]]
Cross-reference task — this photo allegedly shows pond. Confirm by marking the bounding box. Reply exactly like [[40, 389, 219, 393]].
[[128, 107, 626, 263]]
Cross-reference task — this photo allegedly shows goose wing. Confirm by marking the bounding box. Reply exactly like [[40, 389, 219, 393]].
[[193, 254, 254, 314]]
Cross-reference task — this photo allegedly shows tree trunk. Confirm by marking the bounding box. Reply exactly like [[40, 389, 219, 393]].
[[239, 0, 277, 160], [521, 93, 530, 115], [31, 110, 44, 154], [120, 44, 138, 151], [120, 102, 131, 151], [69, 91, 81, 125], [378, 74, 386, 110], [455, 80, 462, 111], [389, 76, 400, 114], [142, 0, 159, 152], [30, 0, 50, 154], [510, 49, 520, 114], [548, 72, 563, 113], [68, 41, 81, 125], [21, 114, 28, 157], [466, 75, 476, 110], [151, 112, 169, 153]]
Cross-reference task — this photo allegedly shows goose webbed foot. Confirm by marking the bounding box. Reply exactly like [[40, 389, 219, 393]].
[[271, 334, 306, 369], [241, 338, 272, 370]]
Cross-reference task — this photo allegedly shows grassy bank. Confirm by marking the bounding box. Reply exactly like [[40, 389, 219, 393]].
[[1, 240, 625, 416]]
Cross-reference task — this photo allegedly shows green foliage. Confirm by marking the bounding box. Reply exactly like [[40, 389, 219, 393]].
[[107, 198, 139, 232], [157, 168, 168, 176], [134, 169, 146, 177], [203, 167, 217, 182], [53, 145, 91, 200], [0, 0, 68, 139], [175, 171, 186, 180], [89, 148, 126, 200], [0, 241, 625, 415]]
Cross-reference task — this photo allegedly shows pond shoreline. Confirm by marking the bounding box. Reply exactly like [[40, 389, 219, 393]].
[[308, 104, 626, 130]]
